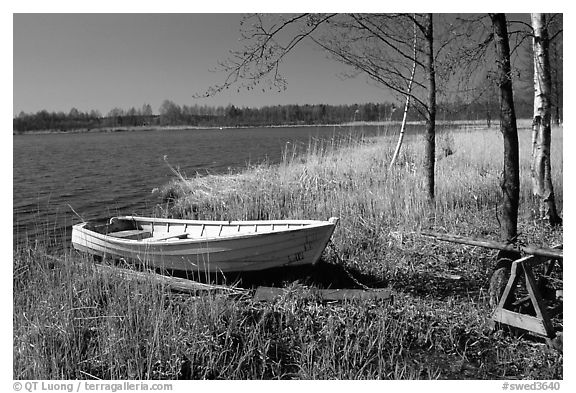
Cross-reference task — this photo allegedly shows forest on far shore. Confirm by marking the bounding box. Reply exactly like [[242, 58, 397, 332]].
[[13, 96, 550, 133]]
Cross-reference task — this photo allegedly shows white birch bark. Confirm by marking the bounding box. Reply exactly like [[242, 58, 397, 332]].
[[531, 13, 561, 224], [389, 18, 417, 170]]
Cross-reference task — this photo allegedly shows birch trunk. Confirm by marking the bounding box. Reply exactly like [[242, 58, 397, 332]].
[[531, 13, 562, 225], [389, 19, 417, 170]]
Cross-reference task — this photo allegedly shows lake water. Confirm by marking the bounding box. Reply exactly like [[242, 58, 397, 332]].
[[13, 125, 400, 245]]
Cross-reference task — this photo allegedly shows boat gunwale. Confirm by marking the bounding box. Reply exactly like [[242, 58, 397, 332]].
[[72, 216, 338, 245], [119, 215, 334, 226]]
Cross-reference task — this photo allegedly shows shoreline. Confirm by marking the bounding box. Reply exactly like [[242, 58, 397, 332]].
[[12, 118, 536, 135]]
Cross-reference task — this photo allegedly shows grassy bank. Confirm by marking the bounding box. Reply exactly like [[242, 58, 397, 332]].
[[158, 125, 562, 282], [13, 125, 563, 379]]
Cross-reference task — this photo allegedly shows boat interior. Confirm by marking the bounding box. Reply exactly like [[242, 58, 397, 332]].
[[84, 218, 152, 240], [84, 217, 311, 241]]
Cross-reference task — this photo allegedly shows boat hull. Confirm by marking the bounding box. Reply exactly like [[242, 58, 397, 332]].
[[71, 216, 339, 273]]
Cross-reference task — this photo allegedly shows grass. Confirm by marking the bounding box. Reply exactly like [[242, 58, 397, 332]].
[[13, 124, 563, 379]]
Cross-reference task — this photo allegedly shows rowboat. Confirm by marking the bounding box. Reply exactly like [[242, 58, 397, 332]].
[[71, 216, 339, 273]]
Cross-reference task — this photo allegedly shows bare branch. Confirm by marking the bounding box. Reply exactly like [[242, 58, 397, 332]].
[[350, 14, 427, 70], [508, 19, 533, 31], [197, 13, 336, 98], [549, 29, 563, 42], [312, 35, 428, 110]]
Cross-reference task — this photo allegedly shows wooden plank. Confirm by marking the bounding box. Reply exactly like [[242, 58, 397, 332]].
[[152, 233, 189, 241], [522, 263, 556, 337], [492, 308, 549, 337], [94, 264, 245, 295], [497, 258, 522, 309], [108, 230, 152, 240], [253, 286, 393, 303], [430, 272, 462, 281], [421, 231, 563, 260]]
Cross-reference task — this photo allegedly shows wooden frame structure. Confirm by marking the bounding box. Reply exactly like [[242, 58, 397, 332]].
[[422, 231, 563, 349], [491, 253, 562, 346]]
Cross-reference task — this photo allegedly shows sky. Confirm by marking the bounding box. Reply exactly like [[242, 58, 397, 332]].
[[13, 13, 394, 116]]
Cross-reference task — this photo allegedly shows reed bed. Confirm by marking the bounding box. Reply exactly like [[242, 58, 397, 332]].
[[14, 124, 563, 379]]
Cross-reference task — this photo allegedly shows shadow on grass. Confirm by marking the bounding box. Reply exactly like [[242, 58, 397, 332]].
[[388, 270, 485, 300]]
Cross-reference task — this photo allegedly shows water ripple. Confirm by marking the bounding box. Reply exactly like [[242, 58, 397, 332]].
[[13, 125, 395, 243]]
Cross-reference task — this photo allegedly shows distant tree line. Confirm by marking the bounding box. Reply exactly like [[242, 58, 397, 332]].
[[13, 97, 536, 133]]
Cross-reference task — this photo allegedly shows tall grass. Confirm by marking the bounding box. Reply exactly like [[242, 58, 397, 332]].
[[157, 125, 563, 280], [159, 125, 563, 227], [14, 125, 563, 379], [12, 244, 563, 380]]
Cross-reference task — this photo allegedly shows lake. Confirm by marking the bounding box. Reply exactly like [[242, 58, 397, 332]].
[[13, 124, 402, 245]]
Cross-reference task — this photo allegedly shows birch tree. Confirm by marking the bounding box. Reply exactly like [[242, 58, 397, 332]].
[[389, 19, 417, 169], [531, 13, 562, 225], [202, 13, 443, 201], [446, 13, 563, 239]]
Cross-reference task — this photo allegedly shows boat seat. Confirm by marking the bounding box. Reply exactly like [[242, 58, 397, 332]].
[[108, 229, 153, 240]]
